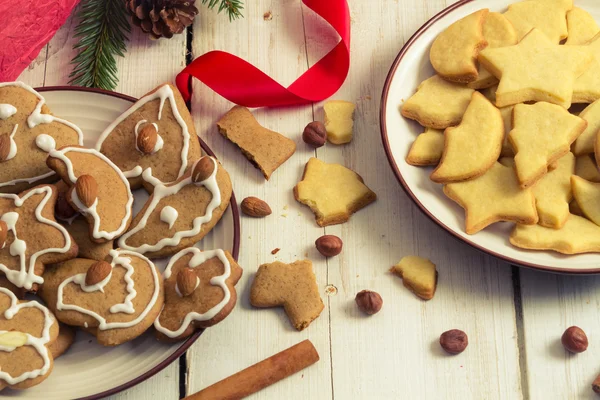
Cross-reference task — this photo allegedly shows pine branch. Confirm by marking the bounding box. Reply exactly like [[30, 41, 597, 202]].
[[69, 0, 130, 90], [201, 0, 244, 21]]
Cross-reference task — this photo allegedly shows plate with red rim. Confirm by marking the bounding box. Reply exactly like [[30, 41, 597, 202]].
[[1, 86, 241, 399], [380, 0, 600, 274]]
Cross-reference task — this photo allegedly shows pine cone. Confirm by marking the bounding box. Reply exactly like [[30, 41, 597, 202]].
[[126, 0, 198, 39]]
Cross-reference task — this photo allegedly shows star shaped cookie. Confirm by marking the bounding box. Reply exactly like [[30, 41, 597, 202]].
[[478, 28, 593, 109], [504, 0, 572, 43], [443, 162, 538, 234]]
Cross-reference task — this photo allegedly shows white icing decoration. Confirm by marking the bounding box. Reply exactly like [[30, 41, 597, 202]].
[[56, 249, 161, 330], [154, 248, 231, 338], [0, 186, 72, 290], [3, 124, 18, 161], [160, 206, 179, 229], [0, 82, 83, 189], [96, 85, 191, 187], [0, 104, 17, 120], [118, 157, 221, 253], [134, 120, 163, 154], [35, 134, 56, 153], [48, 146, 133, 241], [0, 288, 55, 385]]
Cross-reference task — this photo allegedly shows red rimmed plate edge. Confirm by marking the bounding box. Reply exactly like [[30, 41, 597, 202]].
[[35, 85, 242, 398], [378, 1, 600, 275]]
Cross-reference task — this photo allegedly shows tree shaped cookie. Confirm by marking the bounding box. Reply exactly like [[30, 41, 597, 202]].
[[118, 156, 233, 259], [0, 185, 78, 291], [571, 176, 600, 227], [250, 260, 324, 331], [429, 9, 488, 83], [0, 287, 59, 391], [573, 33, 600, 104], [401, 75, 474, 129], [510, 102, 586, 188], [510, 214, 600, 254], [39, 249, 164, 346], [154, 248, 242, 342], [573, 99, 600, 156], [0, 82, 82, 194], [430, 92, 503, 183], [443, 162, 538, 234], [294, 157, 376, 227], [504, 0, 572, 43], [478, 28, 593, 109], [565, 7, 600, 45], [406, 127, 444, 166], [96, 84, 201, 192]]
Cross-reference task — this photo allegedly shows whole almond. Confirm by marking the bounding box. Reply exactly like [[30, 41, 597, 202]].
[[315, 235, 343, 257], [241, 197, 272, 217], [137, 124, 158, 154], [192, 157, 215, 183], [177, 268, 198, 297], [0, 134, 10, 161], [55, 191, 77, 220], [85, 261, 112, 286], [0, 220, 7, 248], [302, 121, 327, 148], [75, 175, 98, 208]]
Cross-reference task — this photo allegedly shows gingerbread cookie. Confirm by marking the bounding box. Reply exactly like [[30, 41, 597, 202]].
[[40, 249, 164, 346], [430, 92, 503, 183], [118, 156, 232, 259], [443, 162, 538, 234], [565, 7, 600, 45], [573, 33, 600, 104], [504, 0, 571, 43], [294, 157, 376, 227], [324, 100, 356, 144], [46, 145, 133, 243], [0, 287, 59, 390], [48, 323, 76, 359], [250, 260, 324, 331], [390, 256, 437, 301], [478, 28, 593, 109], [96, 84, 201, 192], [406, 127, 444, 166], [571, 176, 600, 227], [0, 82, 83, 194], [510, 102, 586, 188], [154, 248, 242, 342], [0, 185, 78, 291], [217, 106, 296, 180], [401, 75, 474, 129], [429, 9, 488, 83], [573, 99, 600, 156]]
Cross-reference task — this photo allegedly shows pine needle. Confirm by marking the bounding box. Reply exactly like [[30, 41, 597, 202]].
[[69, 0, 130, 90], [202, 0, 244, 21]]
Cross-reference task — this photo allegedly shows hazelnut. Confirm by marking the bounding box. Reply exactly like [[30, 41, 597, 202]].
[[355, 290, 383, 315], [592, 373, 600, 394], [561, 326, 588, 353], [302, 121, 327, 148], [315, 235, 343, 257], [55, 191, 77, 220], [439, 329, 468, 354]]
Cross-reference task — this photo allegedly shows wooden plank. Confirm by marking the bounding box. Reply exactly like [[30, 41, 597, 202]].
[[304, 0, 523, 398], [186, 0, 332, 398]]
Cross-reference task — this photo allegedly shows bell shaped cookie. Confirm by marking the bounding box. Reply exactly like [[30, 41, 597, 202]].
[[96, 84, 201, 192]]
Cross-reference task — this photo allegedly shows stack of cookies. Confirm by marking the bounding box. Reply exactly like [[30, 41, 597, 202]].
[[401, 0, 600, 255], [0, 82, 242, 390]]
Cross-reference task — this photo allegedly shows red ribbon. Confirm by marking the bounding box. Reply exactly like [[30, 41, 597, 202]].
[[176, 0, 350, 108]]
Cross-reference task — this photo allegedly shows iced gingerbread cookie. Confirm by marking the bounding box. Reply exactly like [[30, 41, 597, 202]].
[[154, 248, 242, 342], [573, 33, 600, 104], [0, 185, 78, 291], [503, 0, 572, 43], [39, 249, 164, 346], [96, 84, 201, 192], [118, 156, 232, 259], [478, 28, 593, 109], [48, 323, 76, 359], [565, 7, 600, 45], [46, 145, 133, 243], [0, 287, 59, 391], [401, 75, 474, 129], [429, 9, 489, 83], [0, 82, 83, 194], [406, 127, 444, 166]]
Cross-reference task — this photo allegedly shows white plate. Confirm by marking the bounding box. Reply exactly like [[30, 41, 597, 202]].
[[380, 0, 600, 273], [4, 87, 240, 399]]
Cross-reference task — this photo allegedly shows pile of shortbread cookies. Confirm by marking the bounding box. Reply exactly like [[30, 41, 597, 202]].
[[401, 0, 600, 255]]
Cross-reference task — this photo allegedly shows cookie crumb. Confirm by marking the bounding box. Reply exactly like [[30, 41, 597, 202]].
[[281, 214, 287, 218], [283, 205, 288, 210], [271, 248, 280, 255], [325, 284, 338, 296], [263, 11, 273, 20], [365, 95, 372, 100]]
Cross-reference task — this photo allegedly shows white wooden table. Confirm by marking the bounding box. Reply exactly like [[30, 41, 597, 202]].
[[17, 0, 600, 398]]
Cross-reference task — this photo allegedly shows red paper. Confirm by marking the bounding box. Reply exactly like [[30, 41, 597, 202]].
[[0, 0, 80, 82], [176, 0, 350, 108]]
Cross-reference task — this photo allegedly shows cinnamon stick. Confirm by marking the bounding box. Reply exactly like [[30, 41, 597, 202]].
[[184, 339, 319, 400]]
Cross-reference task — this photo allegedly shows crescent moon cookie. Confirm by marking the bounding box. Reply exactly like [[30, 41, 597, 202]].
[[0, 185, 78, 291], [0, 287, 59, 391], [96, 84, 201, 193], [39, 249, 164, 346], [46, 145, 134, 243], [154, 248, 242, 342], [118, 156, 233, 259], [0, 82, 83, 194], [565, 7, 600, 45]]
